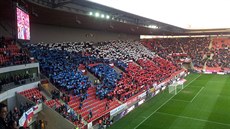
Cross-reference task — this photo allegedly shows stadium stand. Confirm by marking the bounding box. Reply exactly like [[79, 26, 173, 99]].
[[142, 37, 211, 68], [19, 88, 46, 104], [25, 40, 183, 125], [206, 38, 230, 71], [1, 0, 230, 129], [0, 37, 31, 67], [27, 43, 121, 123]]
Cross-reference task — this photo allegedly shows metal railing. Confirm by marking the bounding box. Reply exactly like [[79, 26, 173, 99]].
[[0, 76, 40, 93]]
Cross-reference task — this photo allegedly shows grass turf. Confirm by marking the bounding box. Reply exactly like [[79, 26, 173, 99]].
[[109, 73, 230, 129]]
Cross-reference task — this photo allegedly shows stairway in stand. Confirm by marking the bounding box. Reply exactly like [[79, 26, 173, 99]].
[[208, 38, 213, 49], [68, 87, 120, 122]]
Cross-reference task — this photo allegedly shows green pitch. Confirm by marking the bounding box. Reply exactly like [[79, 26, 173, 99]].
[[109, 73, 230, 129]]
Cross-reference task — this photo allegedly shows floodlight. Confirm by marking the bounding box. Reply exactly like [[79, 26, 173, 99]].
[[95, 12, 100, 17], [101, 14, 105, 18], [89, 12, 93, 15], [106, 15, 110, 19]]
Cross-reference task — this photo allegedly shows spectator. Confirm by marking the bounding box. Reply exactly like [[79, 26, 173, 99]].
[[88, 109, 92, 119], [79, 102, 83, 110], [0, 103, 8, 129], [78, 114, 82, 124], [0, 82, 2, 92], [105, 101, 109, 110], [8, 120, 18, 129]]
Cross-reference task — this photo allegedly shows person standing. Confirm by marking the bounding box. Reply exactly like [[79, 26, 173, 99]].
[[8, 120, 18, 129], [0, 103, 8, 129]]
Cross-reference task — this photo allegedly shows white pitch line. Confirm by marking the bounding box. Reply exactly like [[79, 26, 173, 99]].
[[190, 87, 204, 102], [134, 74, 201, 129], [156, 112, 230, 127], [171, 99, 190, 103]]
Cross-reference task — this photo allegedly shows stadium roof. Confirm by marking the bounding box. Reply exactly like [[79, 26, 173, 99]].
[[89, 0, 230, 30], [1, 0, 230, 35]]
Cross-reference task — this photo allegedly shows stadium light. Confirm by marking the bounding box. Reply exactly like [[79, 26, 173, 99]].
[[101, 14, 105, 18], [148, 25, 158, 29], [89, 12, 93, 15], [95, 12, 100, 17], [106, 15, 110, 19]]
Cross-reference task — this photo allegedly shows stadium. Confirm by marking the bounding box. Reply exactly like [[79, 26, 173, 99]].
[[0, 0, 230, 129]]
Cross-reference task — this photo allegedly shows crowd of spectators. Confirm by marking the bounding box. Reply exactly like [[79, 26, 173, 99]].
[[0, 71, 35, 92], [142, 37, 210, 68], [0, 103, 34, 129], [98, 115, 113, 129], [91, 40, 155, 63], [27, 40, 182, 103], [26, 40, 183, 125], [51, 89, 60, 99], [54, 104, 83, 126], [0, 71, 32, 86], [87, 64, 121, 100], [0, 37, 31, 68], [28, 44, 92, 98], [206, 38, 230, 68], [19, 86, 84, 127]]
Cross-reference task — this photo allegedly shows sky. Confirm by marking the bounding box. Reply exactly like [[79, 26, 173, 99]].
[[89, 0, 230, 29]]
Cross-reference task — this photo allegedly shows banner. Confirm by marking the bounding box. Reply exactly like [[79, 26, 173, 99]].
[[88, 122, 93, 129], [217, 72, 225, 75], [18, 104, 42, 127], [178, 79, 186, 85], [155, 89, 160, 95], [161, 86, 166, 91], [138, 92, 146, 99], [157, 82, 166, 89], [25, 107, 34, 123], [19, 113, 26, 127], [126, 96, 138, 107], [110, 104, 127, 116], [126, 105, 135, 113], [138, 99, 145, 106]]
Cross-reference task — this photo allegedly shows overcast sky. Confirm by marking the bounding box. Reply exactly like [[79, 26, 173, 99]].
[[89, 0, 230, 29]]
